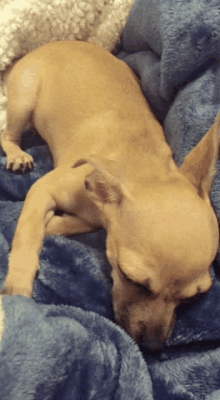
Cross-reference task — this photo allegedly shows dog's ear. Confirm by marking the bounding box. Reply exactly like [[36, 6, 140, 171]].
[[73, 156, 126, 205], [180, 111, 220, 200]]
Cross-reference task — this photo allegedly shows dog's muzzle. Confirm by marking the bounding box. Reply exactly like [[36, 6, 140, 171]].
[[140, 335, 166, 350]]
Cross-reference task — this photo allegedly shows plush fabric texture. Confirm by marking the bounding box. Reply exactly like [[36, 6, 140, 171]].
[[1, 0, 220, 399], [0, 0, 135, 130]]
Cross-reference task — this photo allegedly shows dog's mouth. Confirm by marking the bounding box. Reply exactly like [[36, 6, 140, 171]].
[[139, 315, 176, 350], [114, 313, 165, 350], [114, 312, 174, 350], [113, 306, 130, 332], [112, 289, 176, 350]]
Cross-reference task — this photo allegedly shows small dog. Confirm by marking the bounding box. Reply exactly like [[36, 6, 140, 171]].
[[1, 41, 220, 350]]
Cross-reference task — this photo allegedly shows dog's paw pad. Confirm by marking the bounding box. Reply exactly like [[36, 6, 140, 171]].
[[7, 151, 34, 171]]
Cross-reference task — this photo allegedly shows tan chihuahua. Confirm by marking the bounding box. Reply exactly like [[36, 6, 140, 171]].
[[1, 41, 220, 350]]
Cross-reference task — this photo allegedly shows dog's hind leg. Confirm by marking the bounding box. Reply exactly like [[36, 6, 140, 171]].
[[1, 123, 34, 171], [0, 64, 38, 171]]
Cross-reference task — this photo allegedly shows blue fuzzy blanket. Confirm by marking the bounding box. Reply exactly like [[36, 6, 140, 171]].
[[1, 1, 220, 399]]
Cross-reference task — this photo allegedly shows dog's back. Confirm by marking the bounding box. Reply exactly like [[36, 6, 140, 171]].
[[6, 41, 156, 167]]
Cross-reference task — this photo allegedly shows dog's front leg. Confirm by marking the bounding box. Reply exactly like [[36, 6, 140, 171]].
[[45, 214, 98, 236], [2, 180, 56, 297]]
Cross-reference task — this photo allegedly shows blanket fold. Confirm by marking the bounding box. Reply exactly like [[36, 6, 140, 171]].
[[0, 296, 153, 400]]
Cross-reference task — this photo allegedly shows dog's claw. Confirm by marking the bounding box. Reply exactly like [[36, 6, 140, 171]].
[[1, 287, 13, 296], [1, 283, 33, 297], [6, 151, 34, 172]]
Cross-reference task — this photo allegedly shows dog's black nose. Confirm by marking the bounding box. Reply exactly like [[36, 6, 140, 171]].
[[140, 336, 165, 350]]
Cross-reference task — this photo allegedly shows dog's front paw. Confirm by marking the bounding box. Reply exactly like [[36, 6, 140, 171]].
[[1, 285, 33, 298], [1, 278, 34, 298], [45, 215, 69, 236], [7, 150, 34, 171]]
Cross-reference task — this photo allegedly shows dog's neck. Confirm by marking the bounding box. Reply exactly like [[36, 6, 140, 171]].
[[98, 120, 176, 186]]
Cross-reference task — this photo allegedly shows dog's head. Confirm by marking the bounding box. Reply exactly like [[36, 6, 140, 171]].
[[74, 112, 220, 350]]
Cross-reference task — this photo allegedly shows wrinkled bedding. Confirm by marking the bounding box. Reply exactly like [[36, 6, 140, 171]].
[[1, 0, 220, 399]]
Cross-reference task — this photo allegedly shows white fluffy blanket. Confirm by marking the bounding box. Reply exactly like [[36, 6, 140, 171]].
[[0, 0, 135, 129]]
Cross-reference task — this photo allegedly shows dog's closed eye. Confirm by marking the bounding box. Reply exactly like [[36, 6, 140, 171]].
[[118, 264, 153, 295], [136, 282, 153, 296], [182, 292, 202, 303]]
